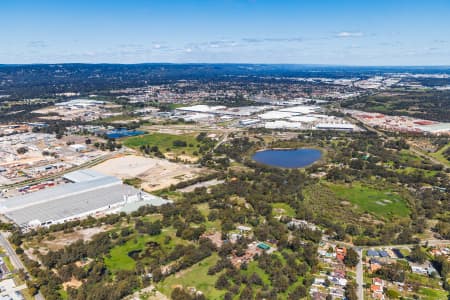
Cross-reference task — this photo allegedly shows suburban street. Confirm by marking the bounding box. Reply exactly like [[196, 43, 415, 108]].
[[329, 238, 450, 300], [356, 248, 364, 300]]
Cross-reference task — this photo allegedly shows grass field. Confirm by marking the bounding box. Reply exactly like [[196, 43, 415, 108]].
[[241, 260, 271, 286], [123, 132, 202, 156], [418, 287, 448, 300], [396, 167, 437, 178], [105, 227, 186, 272], [272, 202, 296, 217], [157, 253, 225, 300], [328, 183, 410, 219], [398, 149, 421, 163], [196, 203, 221, 230], [430, 141, 450, 166], [105, 235, 151, 271]]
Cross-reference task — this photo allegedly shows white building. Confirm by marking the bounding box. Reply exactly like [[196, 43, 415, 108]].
[[0, 169, 170, 229]]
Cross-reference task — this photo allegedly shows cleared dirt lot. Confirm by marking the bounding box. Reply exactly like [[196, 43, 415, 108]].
[[92, 155, 206, 191], [27, 225, 112, 252]]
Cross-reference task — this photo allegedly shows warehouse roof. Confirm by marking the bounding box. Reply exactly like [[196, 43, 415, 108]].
[[63, 169, 109, 183], [4, 183, 138, 227], [0, 168, 171, 227], [315, 123, 355, 130], [279, 105, 320, 114], [120, 194, 171, 213], [0, 175, 121, 212]]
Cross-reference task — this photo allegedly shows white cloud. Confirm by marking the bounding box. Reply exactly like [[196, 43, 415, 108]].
[[336, 31, 364, 38]]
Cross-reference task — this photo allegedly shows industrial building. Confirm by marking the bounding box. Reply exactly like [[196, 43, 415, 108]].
[[0, 169, 170, 229], [55, 99, 105, 108], [176, 105, 270, 117]]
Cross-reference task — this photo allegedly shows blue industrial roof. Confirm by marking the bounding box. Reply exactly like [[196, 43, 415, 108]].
[[367, 250, 379, 257], [379, 250, 389, 257]]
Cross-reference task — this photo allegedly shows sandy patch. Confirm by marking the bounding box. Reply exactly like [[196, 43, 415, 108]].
[[124, 286, 169, 300], [177, 179, 224, 193], [92, 155, 206, 191], [63, 277, 83, 290], [43, 226, 111, 250], [165, 153, 198, 163]]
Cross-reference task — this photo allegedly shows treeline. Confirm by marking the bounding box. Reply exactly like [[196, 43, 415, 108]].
[[343, 90, 450, 122]]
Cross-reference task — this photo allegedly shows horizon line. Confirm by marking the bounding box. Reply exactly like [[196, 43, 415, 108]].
[[1, 62, 450, 68]]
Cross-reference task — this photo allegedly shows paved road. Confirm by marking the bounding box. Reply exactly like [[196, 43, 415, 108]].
[[213, 132, 229, 151], [0, 232, 45, 300], [408, 145, 449, 169], [330, 238, 450, 300], [0, 152, 118, 191], [356, 248, 364, 300], [0, 232, 25, 270]]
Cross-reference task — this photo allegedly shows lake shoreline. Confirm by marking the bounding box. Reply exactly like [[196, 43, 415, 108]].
[[252, 148, 323, 169]]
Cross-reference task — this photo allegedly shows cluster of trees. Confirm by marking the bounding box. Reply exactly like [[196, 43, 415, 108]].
[[409, 245, 428, 264], [444, 146, 450, 162], [343, 90, 450, 122], [344, 248, 359, 268], [139, 144, 165, 158], [16, 146, 28, 154], [172, 140, 188, 147], [135, 219, 162, 236], [171, 287, 206, 300], [21, 232, 142, 300], [432, 255, 450, 291], [289, 132, 449, 245], [93, 140, 122, 151], [375, 263, 408, 282], [13, 201, 224, 299], [207, 228, 318, 299], [434, 221, 450, 239], [214, 137, 260, 163]]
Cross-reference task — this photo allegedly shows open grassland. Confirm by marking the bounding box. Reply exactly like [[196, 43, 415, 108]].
[[105, 227, 186, 272], [328, 183, 410, 219], [398, 149, 422, 164], [418, 287, 448, 300], [196, 203, 221, 230], [272, 202, 296, 217], [123, 132, 201, 156], [105, 234, 151, 271], [430, 141, 450, 165], [396, 167, 438, 178], [241, 260, 271, 286], [157, 254, 225, 300]]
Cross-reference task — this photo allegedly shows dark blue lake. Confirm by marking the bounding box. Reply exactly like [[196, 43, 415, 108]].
[[252, 148, 322, 168], [107, 129, 146, 139]]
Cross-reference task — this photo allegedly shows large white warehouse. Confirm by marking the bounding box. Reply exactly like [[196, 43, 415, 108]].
[[0, 169, 170, 229]]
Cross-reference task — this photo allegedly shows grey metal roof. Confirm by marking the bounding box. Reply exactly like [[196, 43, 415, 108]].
[[120, 194, 171, 213], [0, 176, 121, 211], [62, 169, 109, 183], [4, 183, 138, 226]]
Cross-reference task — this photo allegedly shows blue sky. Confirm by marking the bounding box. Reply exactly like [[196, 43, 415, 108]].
[[1, 0, 449, 65]]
